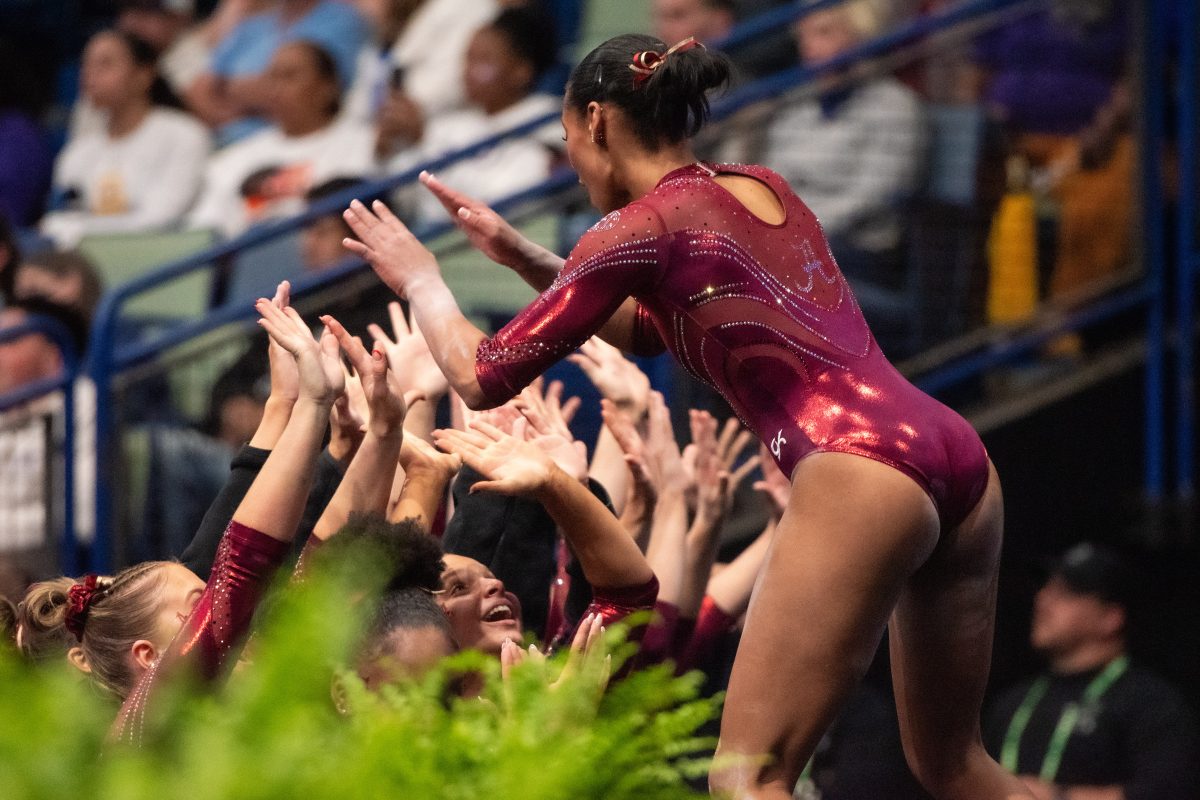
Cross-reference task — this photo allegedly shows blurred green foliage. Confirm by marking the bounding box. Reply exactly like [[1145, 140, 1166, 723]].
[[0, 552, 720, 799]]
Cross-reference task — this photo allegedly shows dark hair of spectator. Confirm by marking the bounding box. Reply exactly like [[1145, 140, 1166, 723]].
[[289, 39, 343, 117], [0, 215, 19, 305], [361, 588, 455, 663], [704, 0, 737, 14], [0, 35, 54, 116], [7, 296, 91, 356], [0, 596, 16, 648], [315, 514, 452, 659], [304, 176, 366, 206], [110, 30, 183, 109], [319, 513, 445, 595], [489, 7, 559, 82], [566, 33, 732, 149], [22, 250, 104, 322]]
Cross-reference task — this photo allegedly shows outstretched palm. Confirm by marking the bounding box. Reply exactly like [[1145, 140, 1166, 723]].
[[569, 337, 651, 419], [256, 299, 343, 405], [342, 198, 440, 295], [264, 281, 300, 403], [322, 313, 415, 438], [420, 171, 532, 270], [368, 301, 448, 399], [433, 418, 555, 496]]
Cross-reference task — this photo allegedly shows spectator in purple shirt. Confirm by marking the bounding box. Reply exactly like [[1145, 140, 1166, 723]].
[[0, 37, 52, 228], [972, 0, 1133, 313]]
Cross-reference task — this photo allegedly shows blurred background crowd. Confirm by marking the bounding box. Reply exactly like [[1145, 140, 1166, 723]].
[[0, 0, 1196, 796]]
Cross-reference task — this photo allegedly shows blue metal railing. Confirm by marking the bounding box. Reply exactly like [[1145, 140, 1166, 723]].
[[1174, 0, 1198, 500], [0, 317, 80, 575], [85, 0, 1054, 571], [711, 0, 1042, 115], [14, 0, 1190, 570], [1140, 0, 1169, 500]]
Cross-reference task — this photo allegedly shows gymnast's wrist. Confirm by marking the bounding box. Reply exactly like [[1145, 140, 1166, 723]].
[[531, 462, 571, 499], [403, 272, 446, 302], [515, 244, 563, 285]]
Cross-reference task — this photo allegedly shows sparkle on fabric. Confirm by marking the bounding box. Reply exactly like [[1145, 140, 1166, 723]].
[[473, 163, 990, 530]]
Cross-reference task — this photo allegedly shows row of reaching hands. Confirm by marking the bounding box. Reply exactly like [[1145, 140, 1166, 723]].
[[249, 267, 790, 681], [252, 276, 793, 517]]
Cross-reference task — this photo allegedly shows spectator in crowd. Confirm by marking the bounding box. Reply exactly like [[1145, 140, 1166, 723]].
[[116, 0, 211, 110], [40, 30, 212, 248], [432, 401, 658, 659], [70, 0, 273, 138], [345, 0, 499, 160], [189, 0, 368, 145], [971, 1, 1132, 310], [203, 180, 392, 450], [0, 216, 20, 305], [13, 250, 104, 324], [759, 0, 928, 349], [652, 0, 735, 50], [0, 298, 87, 410], [189, 40, 377, 238], [725, 0, 799, 77], [985, 543, 1200, 800], [299, 176, 361, 272], [393, 7, 562, 225], [0, 37, 53, 229], [0, 297, 91, 589], [340, 515, 457, 691]]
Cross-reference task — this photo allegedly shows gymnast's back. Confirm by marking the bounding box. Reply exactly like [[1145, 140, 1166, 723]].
[[475, 160, 990, 529]]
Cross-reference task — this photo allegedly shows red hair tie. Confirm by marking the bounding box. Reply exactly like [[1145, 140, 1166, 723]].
[[629, 36, 704, 85], [64, 574, 100, 642]]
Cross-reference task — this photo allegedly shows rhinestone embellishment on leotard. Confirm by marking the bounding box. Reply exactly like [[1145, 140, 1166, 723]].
[[589, 210, 622, 232]]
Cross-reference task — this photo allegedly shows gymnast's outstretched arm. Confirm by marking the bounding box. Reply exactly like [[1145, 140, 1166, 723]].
[[343, 198, 664, 410], [416, 174, 661, 356]]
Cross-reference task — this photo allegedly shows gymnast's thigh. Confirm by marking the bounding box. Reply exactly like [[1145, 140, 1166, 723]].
[[715, 452, 940, 788]]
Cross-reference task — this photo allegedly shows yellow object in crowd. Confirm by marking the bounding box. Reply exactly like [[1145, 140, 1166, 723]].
[[987, 157, 1039, 324]]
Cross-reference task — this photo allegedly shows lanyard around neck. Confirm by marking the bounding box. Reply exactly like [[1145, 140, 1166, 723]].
[[1001, 656, 1129, 782]]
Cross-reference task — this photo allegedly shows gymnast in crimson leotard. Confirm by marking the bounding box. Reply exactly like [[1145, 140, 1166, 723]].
[[473, 161, 989, 533], [344, 30, 1032, 800]]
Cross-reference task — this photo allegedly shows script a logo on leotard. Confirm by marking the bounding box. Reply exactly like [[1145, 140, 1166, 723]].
[[770, 429, 788, 459], [790, 239, 839, 295]]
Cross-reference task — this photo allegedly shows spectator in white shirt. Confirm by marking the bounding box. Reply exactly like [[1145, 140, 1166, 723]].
[[117, 0, 211, 103], [346, 0, 499, 160], [397, 7, 562, 225], [0, 298, 94, 585], [69, 0, 273, 139], [189, 40, 377, 238], [40, 31, 212, 248], [187, 0, 369, 145], [759, 0, 927, 351]]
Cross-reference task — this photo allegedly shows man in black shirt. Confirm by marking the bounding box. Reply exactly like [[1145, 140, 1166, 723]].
[[985, 543, 1199, 800]]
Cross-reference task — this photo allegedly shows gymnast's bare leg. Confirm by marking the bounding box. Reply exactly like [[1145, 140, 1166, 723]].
[[710, 454, 1032, 800]]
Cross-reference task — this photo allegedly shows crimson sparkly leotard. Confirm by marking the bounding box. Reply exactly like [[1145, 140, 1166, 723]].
[[111, 521, 288, 745], [476, 163, 990, 530]]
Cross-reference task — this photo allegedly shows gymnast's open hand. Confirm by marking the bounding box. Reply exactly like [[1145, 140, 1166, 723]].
[[255, 299, 344, 407], [342, 198, 440, 296], [418, 170, 533, 272], [433, 417, 556, 496], [323, 314, 420, 440]]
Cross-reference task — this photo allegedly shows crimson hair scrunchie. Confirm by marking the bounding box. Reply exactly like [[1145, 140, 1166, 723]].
[[64, 574, 100, 642], [629, 36, 705, 85]]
